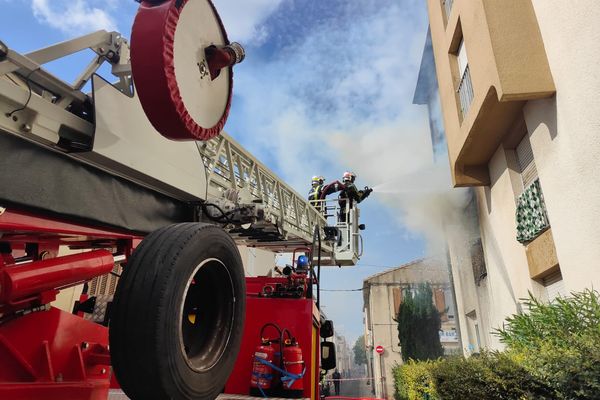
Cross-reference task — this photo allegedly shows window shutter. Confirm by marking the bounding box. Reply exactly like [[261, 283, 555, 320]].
[[543, 270, 567, 302], [393, 288, 402, 317], [516, 136, 538, 189], [434, 288, 448, 321], [457, 40, 468, 77]]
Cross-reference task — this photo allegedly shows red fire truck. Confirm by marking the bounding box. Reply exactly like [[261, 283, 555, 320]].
[[0, 1, 370, 399]]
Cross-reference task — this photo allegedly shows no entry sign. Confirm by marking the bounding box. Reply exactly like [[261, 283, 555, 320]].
[[375, 345, 384, 355]]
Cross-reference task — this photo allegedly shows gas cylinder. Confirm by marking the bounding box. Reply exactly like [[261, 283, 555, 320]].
[[250, 323, 282, 396], [281, 329, 305, 398]]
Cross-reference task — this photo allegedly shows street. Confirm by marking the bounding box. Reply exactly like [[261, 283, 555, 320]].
[[326, 378, 375, 399]]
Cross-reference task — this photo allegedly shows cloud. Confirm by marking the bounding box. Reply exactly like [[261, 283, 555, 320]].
[[31, 0, 117, 34], [213, 0, 285, 45], [226, 0, 469, 251]]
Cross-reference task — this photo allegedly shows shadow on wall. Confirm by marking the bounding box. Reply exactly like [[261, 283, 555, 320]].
[[525, 96, 558, 141]]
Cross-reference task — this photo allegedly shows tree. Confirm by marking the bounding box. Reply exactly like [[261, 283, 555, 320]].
[[397, 283, 443, 362], [353, 335, 367, 366]]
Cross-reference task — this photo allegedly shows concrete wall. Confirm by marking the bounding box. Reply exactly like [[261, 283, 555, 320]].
[[444, 198, 491, 353], [366, 283, 402, 399], [524, 0, 600, 291], [238, 246, 276, 277], [426, 0, 555, 186], [363, 261, 458, 398], [425, 0, 600, 353], [474, 147, 540, 348]]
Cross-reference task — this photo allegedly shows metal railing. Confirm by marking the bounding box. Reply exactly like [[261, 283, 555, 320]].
[[443, 0, 454, 20], [308, 198, 362, 266], [197, 132, 330, 251], [458, 65, 474, 119]]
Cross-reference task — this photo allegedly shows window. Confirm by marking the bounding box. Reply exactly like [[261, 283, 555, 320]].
[[434, 288, 448, 321], [543, 270, 567, 302], [516, 135, 539, 191], [515, 135, 550, 243], [392, 287, 402, 317], [471, 238, 487, 285], [456, 38, 474, 118], [442, 0, 454, 22]]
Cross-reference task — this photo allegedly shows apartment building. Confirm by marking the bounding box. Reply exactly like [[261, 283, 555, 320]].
[[363, 259, 459, 399], [414, 28, 490, 354], [425, 0, 600, 348]]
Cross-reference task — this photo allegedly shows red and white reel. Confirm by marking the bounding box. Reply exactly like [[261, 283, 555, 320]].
[[131, 0, 245, 141]]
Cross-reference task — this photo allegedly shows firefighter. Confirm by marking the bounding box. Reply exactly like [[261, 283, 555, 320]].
[[332, 369, 342, 396], [308, 176, 324, 205], [309, 175, 345, 213], [338, 171, 372, 222]]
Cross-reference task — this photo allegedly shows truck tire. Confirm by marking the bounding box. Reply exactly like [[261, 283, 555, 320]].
[[109, 223, 245, 399]]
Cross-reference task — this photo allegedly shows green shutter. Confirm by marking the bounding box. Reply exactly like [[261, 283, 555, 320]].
[[515, 179, 550, 243]]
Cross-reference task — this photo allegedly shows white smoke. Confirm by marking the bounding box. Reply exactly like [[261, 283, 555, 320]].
[[327, 120, 472, 254], [225, 0, 474, 254]]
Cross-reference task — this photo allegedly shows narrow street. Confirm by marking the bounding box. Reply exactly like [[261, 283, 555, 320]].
[[327, 378, 374, 399]]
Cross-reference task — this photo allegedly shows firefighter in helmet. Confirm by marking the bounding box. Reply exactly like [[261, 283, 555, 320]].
[[308, 176, 325, 204], [309, 175, 350, 213], [338, 171, 372, 222]]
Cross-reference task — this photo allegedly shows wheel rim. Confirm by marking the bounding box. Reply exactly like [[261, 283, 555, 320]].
[[178, 258, 235, 372]]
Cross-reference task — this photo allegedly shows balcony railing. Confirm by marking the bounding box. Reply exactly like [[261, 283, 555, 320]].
[[443, 0, 454, 20], [458, 65, 474, 119]]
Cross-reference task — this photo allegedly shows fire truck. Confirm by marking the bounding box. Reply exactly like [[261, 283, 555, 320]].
[[0, 1, 367, 399]]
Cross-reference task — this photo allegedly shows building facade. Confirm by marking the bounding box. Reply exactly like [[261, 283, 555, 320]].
[[425, 0, 600, 349], [363, 259, 459, 399], [333, 332, 353, 377], [413, 28, 491, 355]]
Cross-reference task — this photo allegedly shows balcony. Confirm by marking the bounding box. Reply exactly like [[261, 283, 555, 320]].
[[426, 0, 556, 186], [457, 65, 474, 118]]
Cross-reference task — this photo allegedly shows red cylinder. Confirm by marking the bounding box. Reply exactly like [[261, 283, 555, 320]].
[[283, 341, 305, 395], [250, 341, 277, 393], [1, 250, 114, 303]]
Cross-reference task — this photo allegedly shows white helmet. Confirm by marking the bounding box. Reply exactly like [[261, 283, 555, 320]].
[[342, 171, 356, 183]]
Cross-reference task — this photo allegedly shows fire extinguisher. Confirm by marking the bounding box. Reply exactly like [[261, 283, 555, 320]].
[[250, 323, 282, 396], [281, 328, 305, 398]]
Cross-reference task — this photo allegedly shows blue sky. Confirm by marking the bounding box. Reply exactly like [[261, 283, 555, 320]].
[[0, 0, 452, 345]]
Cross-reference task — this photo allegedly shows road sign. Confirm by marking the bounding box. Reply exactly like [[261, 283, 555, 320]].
[[375, 345, 384, 355]]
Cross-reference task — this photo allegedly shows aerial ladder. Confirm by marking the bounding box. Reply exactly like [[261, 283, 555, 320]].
[[0, 1, 364, 399]]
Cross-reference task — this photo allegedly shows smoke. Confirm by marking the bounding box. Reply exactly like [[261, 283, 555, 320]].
[[222, 0, 475, 254], [327, 120, 472, 255]]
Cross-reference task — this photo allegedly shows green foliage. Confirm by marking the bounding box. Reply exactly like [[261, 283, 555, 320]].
[[353, 335, 367, 366], [431, 352, 554, 400], [397, 283, 444, 362], [496, 289, 600, 399], [393, 360, 439, 400], [393, 290, 600, 400], [393, 353, 553, 400]]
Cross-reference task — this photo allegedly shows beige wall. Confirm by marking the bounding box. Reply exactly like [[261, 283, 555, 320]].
[[524, 0, 600, 291], [363, 261, 457, 398], [444, 214, 490, 353], [427, 0, 554, 186], [366, 283, 404, 399], [474, 147, 539, 348], [427, 0, 600, 352], [238, 246, 276, 277]]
